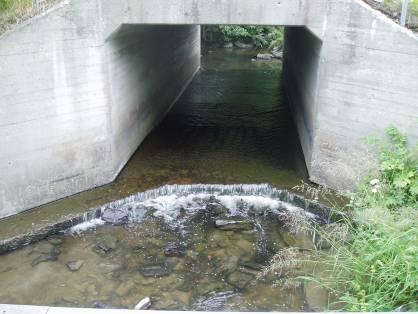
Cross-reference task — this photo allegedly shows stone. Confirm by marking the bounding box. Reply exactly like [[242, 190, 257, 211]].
[[93, 300, 108, 308], [304, 281, 328, 311], [31, 246, 61, 266], [205, 202, 229, 216], [193, 291, 235, 311], [135, 297, 151, 310], [215, 219, 253, 231], [102, 207, 130, 225], [164, 242, 186, 257], [272, 50, 283, 59], [227, 271, 254, 289], [138, 264, 171, 277], [280, 230, 315, 250], [223, 42, 233, 48], [234, 41, 254, 49], [47, 237, 63, 246], [95, 235, 117, 254], [115, 280, 135, 297], [256, 53, 273, 60], [66, 260, 84, 272], [99, 262, 124, 273]]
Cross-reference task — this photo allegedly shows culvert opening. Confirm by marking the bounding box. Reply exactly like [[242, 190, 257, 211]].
[[104, 24, 323, 192]]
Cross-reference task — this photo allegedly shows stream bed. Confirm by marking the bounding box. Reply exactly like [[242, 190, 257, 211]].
[[0, 185, 331, 311]]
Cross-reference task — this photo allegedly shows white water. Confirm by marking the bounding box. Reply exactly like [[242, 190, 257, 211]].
[[66, 184, 324, 233]]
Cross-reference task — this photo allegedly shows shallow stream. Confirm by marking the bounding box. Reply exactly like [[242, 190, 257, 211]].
[[0, 185, 330, 311]]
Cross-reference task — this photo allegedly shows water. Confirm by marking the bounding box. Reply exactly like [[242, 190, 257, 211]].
[[0, 185, 330, 310]]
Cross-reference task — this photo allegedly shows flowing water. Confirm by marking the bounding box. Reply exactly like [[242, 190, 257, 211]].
[[0, 184, 330, 310]]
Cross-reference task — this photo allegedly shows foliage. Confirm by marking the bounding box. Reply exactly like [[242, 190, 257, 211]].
[[202, 25, 284, 50], [262, 126, 418, 312], [0, 0, 58, 34], [353, 125, 418, 210], [320, 126, 418, 311]]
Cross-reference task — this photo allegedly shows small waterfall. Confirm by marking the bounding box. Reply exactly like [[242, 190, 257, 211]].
[[67, 184, 331, 234]]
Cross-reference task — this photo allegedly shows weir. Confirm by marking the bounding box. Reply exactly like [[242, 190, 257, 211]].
[[0, 0, 417, 218]]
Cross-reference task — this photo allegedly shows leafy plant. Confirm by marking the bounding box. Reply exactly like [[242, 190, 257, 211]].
[[262, 126, 418, 312]]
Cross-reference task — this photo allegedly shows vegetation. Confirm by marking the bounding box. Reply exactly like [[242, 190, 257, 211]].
[[0, 0, 58, 34], [202, 25, 284, 51], [263, 126, 418, 311]]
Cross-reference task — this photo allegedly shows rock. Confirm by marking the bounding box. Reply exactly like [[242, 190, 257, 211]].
[[239, 261, 264, 271], [138, 264, 171, 277], [215, 219, 253, 231], [47, 237, 63, 246], [115, 280, 135, 297], [66, 260, 84, 272], [99, 262, 124, 273], [256, 53, 273, 60], [93, 300, 107, 308], [164, 242, 186, 257], [102, 207, 130, 225], [31, 246, 61, 266], [95, 235, 117, 254], [234, 41, 254, 49], [223, 42, 233, 48], [280, 230, 315, 250], [272, 50, 283, 59], [152, 291, 191, 310], [227, 271, 254, 289], [135, 297, 151, 310], [304, 281, 328, 311], [193, 291, 235, 311], [205, 202, 229, 217]]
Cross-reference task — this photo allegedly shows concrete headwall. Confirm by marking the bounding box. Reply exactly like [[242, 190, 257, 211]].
[[0, 1, 200, 218], [310, 0, 418, 190]]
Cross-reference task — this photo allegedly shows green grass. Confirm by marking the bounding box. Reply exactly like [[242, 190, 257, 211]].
[[0, 0, 58, 34], [263, 126, 418, 312], [314, 126, 417, 311]]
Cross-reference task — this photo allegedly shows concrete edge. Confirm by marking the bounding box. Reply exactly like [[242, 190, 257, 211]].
[[357, 0, 418, 39], [0, 305, 341, 314]]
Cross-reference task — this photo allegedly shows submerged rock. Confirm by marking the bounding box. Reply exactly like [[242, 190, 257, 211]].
[[257, 53, 273, 60], [47, 237, 63, 246], [31, 247, 61, 266], [193, 291, 235, 311], [102, 207, 130, 225], [205, 202, 229, 217], [272, 50, 283, 59], [234, 41, 254, 49], [138, 264, 171, 277], [215, 219, 253, 231], [164, 242, 186, 257], [227, 271, 255, 288], [94, 235, 118, 255], [66, 260, 84, 272]]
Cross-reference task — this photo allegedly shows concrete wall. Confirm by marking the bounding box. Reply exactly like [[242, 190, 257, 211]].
[[106, 25, 200, 177], [0, 1, 200, 218], [310, 0, 418, 190], [283, 27, 322, 173]]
